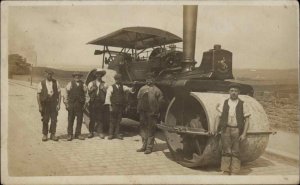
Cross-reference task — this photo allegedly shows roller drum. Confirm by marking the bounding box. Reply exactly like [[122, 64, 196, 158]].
[[163, 92, 270, 167]]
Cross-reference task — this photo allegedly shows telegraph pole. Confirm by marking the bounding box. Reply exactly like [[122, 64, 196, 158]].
[[30, 63, 33, 86], [31, 51, 37, 86]]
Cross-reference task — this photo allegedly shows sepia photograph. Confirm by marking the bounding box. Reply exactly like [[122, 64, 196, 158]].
[[1, 0, 299, 184]]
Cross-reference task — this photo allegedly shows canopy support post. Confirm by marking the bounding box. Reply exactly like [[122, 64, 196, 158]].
[[102, 46, 105, 68]]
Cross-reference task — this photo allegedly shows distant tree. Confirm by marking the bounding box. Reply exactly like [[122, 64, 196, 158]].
[[8, 54, 31, 78]]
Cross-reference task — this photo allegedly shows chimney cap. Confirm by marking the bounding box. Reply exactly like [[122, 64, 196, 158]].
[[214, 44, 221, 50]]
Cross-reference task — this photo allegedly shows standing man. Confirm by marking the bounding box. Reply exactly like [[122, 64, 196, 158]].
[[136, 73, 164, 154], [64, 72, 88, 141], [214, 83, 251, 175], [105, 73, 134, 140], [87, 68, 107, 139], [37, 69, 61, 142]]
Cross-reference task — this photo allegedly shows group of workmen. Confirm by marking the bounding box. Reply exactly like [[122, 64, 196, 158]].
[[37, 68, 163, 154], [37, 68, 250, 174]]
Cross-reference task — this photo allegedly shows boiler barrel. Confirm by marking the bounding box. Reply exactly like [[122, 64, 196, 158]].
[[163, 92, 270, 167]]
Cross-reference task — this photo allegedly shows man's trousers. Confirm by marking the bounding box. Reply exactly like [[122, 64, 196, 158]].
[[220, 127, 241, 174], [67, 103, 84, 136], [109, 104, 124, 136], [89, 102, 105, 134], [139, 111, 158, 151], [41, 101, 58, 135]]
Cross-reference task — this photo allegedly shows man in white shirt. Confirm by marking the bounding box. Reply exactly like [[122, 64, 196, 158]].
[[104, 73, 134, 140], [214, 83, 251, 175], [87, 68, 108, 139], [64, 72, 89, 141], [37, 69, 61, 142]]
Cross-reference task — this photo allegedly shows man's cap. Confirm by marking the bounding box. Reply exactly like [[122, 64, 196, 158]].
[[95, 68, 106, 76], [45, 69, 54, 75], [72, 71, 83, 77], [114, 73, 122, 80], [228, 83, 242, 90], [146, 72, 155, 79]]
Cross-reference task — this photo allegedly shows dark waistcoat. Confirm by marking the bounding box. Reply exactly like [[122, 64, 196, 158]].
[[40, 79, 58, 103], [69, 80, 85, 105], [111, 84, 126, 105], [89, 80, 106, 104], [218, 99, 245, 135]]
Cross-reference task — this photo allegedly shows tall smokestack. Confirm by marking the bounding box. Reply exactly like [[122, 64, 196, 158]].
[[182, 5, 198, 72]]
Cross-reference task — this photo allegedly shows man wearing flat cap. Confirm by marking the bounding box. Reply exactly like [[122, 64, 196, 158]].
[[87, 68, 108, 139], [105, 73, 135, 140], [214, 83, 251, 175], [136, 73, 164, 154], [64, 72, 89, 141], [37, 69, 61, 142]]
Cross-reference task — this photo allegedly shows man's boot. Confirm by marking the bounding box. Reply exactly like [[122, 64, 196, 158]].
[[74, 135, 85, 140], [144, 148, 152, 154], [136, 144, 146, 152], [87, 133, 94, 138], [42, 134, 48, 142], [222, 171, 231, 175], [136, 148, 145, 152], [50, 134, 59, 141], [115, 134, 123, 140], [67, 135, 73, 141], [99, 133, 105, 139], [137, 140, 146, 152]]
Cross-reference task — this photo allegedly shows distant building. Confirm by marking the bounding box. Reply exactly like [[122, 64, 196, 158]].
[[8, 54, 31, 78]]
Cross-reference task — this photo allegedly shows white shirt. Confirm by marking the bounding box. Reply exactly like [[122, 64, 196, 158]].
[[87, 80, 108, 95], [37, 79, 61, 96], [217, 98, 251, 126], [105, 84, 133, 105]]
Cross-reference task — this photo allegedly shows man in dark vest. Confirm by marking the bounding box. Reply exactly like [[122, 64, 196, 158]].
[[64, 72, 88, 141], [136, 73, 164, 154], [105, 73, 134, 140], [215, 83, 251, 175], [37, 69, 61, 142], [87, 68, 107, 139]]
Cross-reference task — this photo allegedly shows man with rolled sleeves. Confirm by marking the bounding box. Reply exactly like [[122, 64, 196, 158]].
[[136, 73, 164, 154], [87, 68, 108, 139], [214, 83, 251, 175], [37, 69, 61, 141], [105, 73, 134, 140], [64, 72, 89, 141]]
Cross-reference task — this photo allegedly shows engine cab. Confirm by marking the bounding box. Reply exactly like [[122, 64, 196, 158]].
[[199, 44, 233, 80], [106, 45, 183, 81]]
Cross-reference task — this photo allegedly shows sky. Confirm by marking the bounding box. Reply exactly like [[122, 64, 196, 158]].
[[7, 2, 299, 70]]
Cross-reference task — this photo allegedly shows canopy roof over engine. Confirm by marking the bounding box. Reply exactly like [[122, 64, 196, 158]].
[[87, 27, 182, 50]]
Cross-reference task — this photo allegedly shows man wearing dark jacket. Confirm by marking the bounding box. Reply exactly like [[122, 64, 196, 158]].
[[214, 83, 251, 175], [136, 73, 164, 154], [105, 73, 134, 140], [37, 69, 61, 142], [64, 72, 88, 141], [87, 68, 107, 139]]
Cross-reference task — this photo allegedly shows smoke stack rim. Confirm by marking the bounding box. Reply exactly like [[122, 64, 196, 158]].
[[214, 44, 221, 50]]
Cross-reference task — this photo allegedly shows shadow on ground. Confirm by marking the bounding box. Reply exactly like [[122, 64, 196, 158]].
[[153, 143, 168, 152], [58, 133, 91, 140], [121, 123, 140, 138]]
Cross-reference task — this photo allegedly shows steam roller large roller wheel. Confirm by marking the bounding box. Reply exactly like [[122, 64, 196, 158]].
[[162, 92, 270, 168]]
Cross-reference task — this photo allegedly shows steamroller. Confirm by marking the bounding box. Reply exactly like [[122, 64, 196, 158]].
[[86, 5, 272, 167]]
